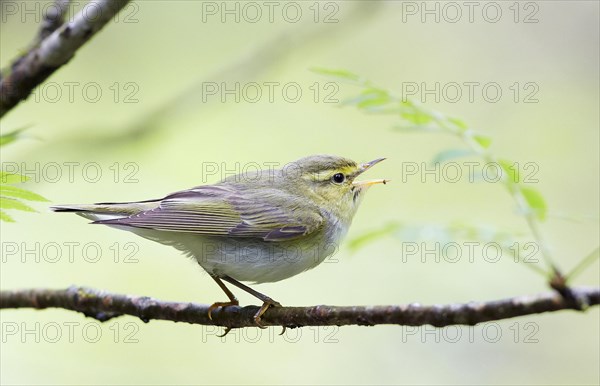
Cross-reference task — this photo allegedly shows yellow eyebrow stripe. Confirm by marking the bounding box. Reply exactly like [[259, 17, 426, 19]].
[[301, 166, 357, 182]]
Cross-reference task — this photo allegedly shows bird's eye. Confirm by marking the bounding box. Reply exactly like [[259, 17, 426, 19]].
[[332, 173, 345, 184]]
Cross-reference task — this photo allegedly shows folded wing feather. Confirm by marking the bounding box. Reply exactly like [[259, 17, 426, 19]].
[[94, 185, 323, 241]]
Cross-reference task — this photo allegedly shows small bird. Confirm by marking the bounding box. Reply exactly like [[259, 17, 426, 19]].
[[52, 155, 388, 329]]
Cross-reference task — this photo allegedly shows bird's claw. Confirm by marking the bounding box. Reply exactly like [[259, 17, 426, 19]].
[[208, 297, 286, 336], [253, 298, 286, 335], [207, 299, 239, 321], [208, 300, 239, 337], [216, 327, 232, 337]]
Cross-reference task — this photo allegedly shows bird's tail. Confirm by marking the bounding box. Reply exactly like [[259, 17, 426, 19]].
[[51, 201, 157, 221]]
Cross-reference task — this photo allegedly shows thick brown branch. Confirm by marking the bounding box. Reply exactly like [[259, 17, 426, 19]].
[[1, 286, 598, 329], [0, 0, 131, 117]]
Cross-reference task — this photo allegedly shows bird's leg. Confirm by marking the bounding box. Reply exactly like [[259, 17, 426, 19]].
[[207, 274, 239, 321], [221, 275, 284, 333]]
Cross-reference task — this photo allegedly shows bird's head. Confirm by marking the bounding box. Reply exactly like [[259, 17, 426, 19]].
[[283, 154, 388, 220]]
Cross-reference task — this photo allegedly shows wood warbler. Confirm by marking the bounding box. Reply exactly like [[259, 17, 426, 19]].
[[52, 155, 388, 327]]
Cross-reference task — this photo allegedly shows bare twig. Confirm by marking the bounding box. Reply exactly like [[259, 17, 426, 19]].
[[36, 0, 72, 44], [0, 0, 131, 118], [1, 286, 598, 329]]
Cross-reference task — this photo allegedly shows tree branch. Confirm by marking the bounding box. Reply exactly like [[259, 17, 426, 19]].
[[0, 0, 131, 118], [36, 0, 72, 44], [1, 286, 598, 329]]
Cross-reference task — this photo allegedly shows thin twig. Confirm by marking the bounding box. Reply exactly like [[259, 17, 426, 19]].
[[0, 0, 131, 117], [1, 286, 598, 329], [567, 247, 600, 281]]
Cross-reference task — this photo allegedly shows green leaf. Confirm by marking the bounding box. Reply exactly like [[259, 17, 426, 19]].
[[473, 134, 492, 149], [498, 159, 519, 184], [348, 222, 401, 251], [432, 148, 476, 164], [0, 210, 15, 222], [521, 187, 547, 221], [0, 185, 48, 201], [310, 68, 362, 83], [400, 109, 433, 125], [0, 129, 24, 147], [0, 172, 29, 184], [448, 117, 468, 131], [357, 89, 391, 109], [0, 197, 36, 212]]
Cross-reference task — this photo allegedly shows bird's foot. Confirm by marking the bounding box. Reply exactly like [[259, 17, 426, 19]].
[[207, 299, 239, 321], [209, 300, 239, 337], [253, 298, 286, 335]]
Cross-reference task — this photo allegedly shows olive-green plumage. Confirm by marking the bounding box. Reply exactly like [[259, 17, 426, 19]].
[[52, 155, 387, 324]]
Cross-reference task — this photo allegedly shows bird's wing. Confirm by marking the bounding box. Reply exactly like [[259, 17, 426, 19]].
[[94, 185, 324, 242]]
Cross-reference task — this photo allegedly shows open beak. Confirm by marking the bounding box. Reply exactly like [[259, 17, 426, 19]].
[[352, 158, 390, 187]]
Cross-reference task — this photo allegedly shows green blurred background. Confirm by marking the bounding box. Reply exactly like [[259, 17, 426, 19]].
[[1, 1, 598, 384]]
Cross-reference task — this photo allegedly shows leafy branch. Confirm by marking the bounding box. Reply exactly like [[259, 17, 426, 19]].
[[0, 0, 131, 217], [348, 221, 548, 276], [0, 130, 49, 222], [312, 68, 599, 287]]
